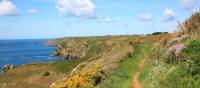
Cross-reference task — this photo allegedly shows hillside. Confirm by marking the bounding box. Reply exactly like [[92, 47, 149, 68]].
[[0, 11, 200, 88], [49, 11, 200, 88], [140, 11, 200, 88], [0, 35, 165, 88], [47, 35, 165, 88]]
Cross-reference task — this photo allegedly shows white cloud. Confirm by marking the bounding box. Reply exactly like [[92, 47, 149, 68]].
[[180, 0, 196, 10], [104, 17, 112, 22], [0, 0, 18, 16], [56, 0, 95, 18], [28, 8, 38, 14], [138, 13, 153, 22], [164, 9, 176, 22]]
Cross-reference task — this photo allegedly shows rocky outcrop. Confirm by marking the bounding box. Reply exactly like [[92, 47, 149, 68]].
[[51, 39, 90, 60], [2, 64, 16, 73]]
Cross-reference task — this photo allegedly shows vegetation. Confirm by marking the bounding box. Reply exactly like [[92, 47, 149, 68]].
[[141, 40, 200, 88], [40, 71, 50, 76], [152, 32, 168, 35], [51, 64, 102, 88], [98, 44, 151, 88], [1, 11, 200, 88], [50, 60, 83, 73], [140, 11, 200, 88]]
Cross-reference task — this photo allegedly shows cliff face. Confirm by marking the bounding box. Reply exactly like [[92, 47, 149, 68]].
[[46, 38, 89, 59]]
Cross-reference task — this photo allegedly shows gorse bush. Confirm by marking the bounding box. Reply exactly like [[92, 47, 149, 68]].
[[51, 64, 102, 88]]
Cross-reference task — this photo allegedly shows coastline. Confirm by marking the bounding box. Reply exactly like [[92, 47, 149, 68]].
[[0, 39, 63, 72]]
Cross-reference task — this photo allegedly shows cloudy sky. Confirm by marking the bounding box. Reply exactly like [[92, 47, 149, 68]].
[[0, 0, 199, 39]]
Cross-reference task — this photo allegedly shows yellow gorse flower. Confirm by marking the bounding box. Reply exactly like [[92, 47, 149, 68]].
[[53, 64, 102, 88]]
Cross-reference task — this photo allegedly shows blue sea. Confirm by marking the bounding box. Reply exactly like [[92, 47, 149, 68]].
[[0, 39, 63, 70]]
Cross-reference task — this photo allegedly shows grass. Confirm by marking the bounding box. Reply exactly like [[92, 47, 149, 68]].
[[50, 60, 81, 73], [139, 47, 161, 88], [98, 43, 152, 88], [0, 60, 87, 88], [0, 63, 58, 88]]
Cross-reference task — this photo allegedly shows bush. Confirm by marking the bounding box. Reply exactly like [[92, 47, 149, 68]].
[[181, 40, 200, 58], [40, 71, 50, 76], [185, 58, 200, 76], [180, 40, 200, 76], [163, 52, 176, 64], [152, 32, 168, 35]]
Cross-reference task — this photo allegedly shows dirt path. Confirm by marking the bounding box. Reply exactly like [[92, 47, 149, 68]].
[[132, 55, 147, 88]]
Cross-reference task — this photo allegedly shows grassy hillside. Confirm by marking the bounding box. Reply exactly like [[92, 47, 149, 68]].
[[1, 11, 200, 88], [139, 11, 200, 88], [0, 35, 164, 88], [49, 35, 162, 88]]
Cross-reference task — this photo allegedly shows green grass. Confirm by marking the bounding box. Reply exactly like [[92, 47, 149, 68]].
[[50, 60, 82, 73], [98, 43, 152, 88]]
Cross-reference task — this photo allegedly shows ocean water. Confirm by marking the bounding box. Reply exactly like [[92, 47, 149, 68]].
[[0, 39, 62, 70]]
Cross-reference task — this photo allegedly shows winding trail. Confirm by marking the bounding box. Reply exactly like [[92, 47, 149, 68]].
[[132, 55, 147, 88]]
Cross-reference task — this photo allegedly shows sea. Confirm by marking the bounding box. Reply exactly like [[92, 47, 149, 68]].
[[0, 39, 63, 70]]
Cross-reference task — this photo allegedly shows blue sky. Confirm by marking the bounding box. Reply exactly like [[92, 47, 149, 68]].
[[0, 0, 199, 39]]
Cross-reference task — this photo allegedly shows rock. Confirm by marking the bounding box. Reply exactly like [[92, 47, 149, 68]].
[[54, 51, 61, 56], [64, 54, 78, 60], [2, 64, 16, 73]]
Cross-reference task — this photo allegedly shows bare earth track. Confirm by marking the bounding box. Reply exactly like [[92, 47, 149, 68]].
[[132, 55, 147, 88]]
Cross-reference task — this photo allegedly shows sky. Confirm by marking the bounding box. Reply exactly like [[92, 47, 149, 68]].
[[0, 0, 199, 39]]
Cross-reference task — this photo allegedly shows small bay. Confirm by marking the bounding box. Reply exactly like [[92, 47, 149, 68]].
[[0, 39, 62, 70]]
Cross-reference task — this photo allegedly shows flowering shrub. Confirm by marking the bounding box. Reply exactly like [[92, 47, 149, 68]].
[[168, 43, 184, 56], [165, 43, 185, 63], [52, 64, 102, 88]]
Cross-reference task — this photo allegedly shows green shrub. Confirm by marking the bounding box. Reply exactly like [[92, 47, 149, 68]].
[[152, 32, 168, 35], [186, 59, 200, 76], [164, 52, 176, 64], [40, 71, 50, 76], [180, 40, 200, 75], [181, 40, 200, 58]]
